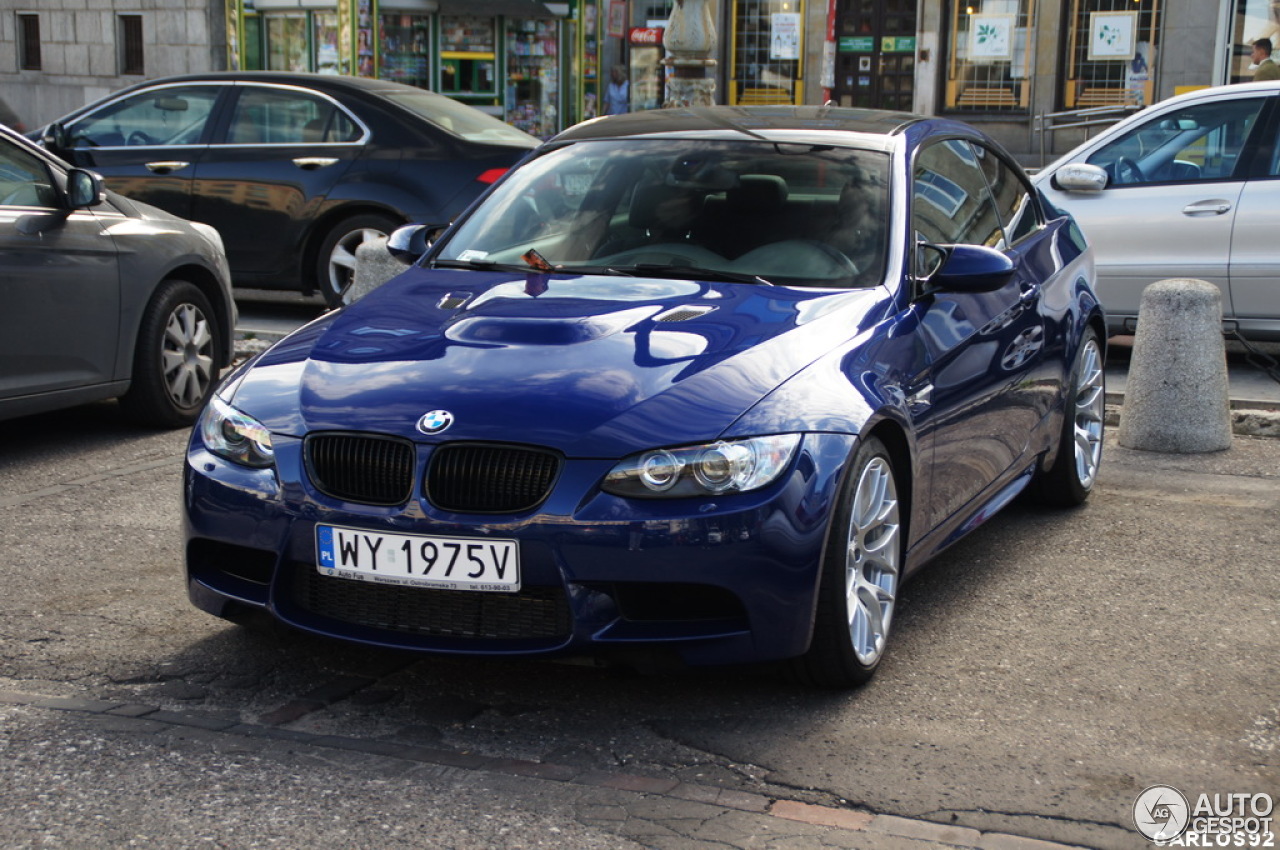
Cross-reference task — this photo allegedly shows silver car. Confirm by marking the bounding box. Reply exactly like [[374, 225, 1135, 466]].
[[1034, 81, 1280, 341], [0, 126, 236, 427]]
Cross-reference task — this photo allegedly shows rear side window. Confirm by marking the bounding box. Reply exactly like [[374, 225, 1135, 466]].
[[974, 143, 1041, 246], [70, 85, 222, 148], [225, 87, 361, 145]]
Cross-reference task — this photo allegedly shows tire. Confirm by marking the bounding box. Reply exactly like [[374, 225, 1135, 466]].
[[792, 435, 904, 689], [314, 213, 401, 308], [1029, 328, 1105, 507], [119, 279, 221, 428]]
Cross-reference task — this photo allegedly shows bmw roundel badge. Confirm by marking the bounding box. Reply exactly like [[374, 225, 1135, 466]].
[[417, 409, 454, 435]]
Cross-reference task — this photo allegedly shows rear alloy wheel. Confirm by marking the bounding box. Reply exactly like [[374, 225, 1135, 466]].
[[120, 280, 220, 428], [1030, 328, 1105, 507], [315, 213, 401, 307], [793, 436, 903, 688]]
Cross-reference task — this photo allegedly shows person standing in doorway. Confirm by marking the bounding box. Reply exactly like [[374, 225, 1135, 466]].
[[1252, 39, 1280, 81], [604, 65, 630, 115]]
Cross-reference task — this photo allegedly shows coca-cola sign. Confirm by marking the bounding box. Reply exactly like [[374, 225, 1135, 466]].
[[629, 27, 664, 45]]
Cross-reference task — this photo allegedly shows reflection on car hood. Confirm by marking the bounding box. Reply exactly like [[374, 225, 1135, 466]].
[[232, 268, 884, 455]]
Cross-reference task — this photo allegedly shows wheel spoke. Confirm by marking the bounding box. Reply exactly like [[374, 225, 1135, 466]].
[[1071, 340, 1105, 488], [844, 456, 901, 666]]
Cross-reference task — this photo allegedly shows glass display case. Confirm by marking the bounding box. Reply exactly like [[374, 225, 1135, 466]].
[[380, 13, 431, 87], [505, 18, 560, 137]]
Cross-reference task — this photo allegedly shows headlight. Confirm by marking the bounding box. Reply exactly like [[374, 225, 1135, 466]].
[[198, 396, 275, 469], [602, 435, 800, 499]]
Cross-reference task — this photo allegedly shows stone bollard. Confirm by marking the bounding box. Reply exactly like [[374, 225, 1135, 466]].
[[345, 236, 404, 304], [1117, 278, 1232, 453]]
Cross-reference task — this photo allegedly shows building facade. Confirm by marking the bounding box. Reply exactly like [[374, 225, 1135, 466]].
[[0, 0, 1274, 155], [0, 0, 226, 130]]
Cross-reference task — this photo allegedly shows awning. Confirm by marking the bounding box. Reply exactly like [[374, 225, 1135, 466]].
[[435, 0, 564, 18]]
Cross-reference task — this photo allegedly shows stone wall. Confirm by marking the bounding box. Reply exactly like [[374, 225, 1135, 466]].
[[0, 0, 226, 130]]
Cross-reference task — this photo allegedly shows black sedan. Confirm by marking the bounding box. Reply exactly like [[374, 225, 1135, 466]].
[[34, 72, 539, 306], [0, 125, 235, 427]]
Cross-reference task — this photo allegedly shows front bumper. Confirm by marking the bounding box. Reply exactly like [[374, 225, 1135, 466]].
[[182, 431, 856, 667]]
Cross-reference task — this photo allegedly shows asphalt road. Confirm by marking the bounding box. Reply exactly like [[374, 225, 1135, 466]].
[[0, 382, 1276, 848]]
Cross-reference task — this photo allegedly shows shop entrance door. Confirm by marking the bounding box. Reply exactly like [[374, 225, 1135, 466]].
[[831, 0, 916, 110]]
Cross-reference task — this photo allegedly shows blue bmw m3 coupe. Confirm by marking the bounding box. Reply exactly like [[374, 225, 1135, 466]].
[[184, 106, 1105, 688]]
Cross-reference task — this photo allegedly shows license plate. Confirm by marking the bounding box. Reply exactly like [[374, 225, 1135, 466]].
[[315, 524, 520, 592]]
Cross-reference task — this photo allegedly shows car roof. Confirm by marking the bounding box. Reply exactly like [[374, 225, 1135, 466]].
[[95, 71, 451, 101], [549, 105, 928, 147]]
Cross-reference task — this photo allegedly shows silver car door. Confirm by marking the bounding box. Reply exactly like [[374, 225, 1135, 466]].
[[1041, 94, 1268, 329]]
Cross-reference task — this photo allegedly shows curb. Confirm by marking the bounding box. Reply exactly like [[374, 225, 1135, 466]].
[[0, 687, 1092, 850]]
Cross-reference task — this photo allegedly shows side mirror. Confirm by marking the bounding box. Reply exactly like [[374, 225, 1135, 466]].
[[386, 223, 443, 264], [1050, 163, 1108, 193], [41, 122, 70, 153], [66, 169, 105, 209], [930, 244, 1016, 293]]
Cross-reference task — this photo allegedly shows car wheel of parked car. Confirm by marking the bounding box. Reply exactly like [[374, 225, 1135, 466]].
[[792, 435, 902, 688], [315, 213, 402, 308], [1030, 329, 1105, 507], [119, 280, 220, 428]]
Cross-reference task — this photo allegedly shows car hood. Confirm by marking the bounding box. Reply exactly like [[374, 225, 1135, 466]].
[[230, 269, 886, 456]]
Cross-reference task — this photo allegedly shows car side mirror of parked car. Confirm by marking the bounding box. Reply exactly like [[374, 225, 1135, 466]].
[[1051, 163, 1109, 193], [387, 224, 444, 264], [41, 122, 70, 154], [66, 169, 106, 209], [929, 244, 1016, 294]]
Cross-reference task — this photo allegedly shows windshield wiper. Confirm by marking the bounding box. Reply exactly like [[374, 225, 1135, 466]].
[[606, 263, 774, 286], [431, 258, 532, 273]]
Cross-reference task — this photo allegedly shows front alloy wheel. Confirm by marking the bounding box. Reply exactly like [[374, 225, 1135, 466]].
[[793, 435, 903, 688], [120, 279, 220, 428]]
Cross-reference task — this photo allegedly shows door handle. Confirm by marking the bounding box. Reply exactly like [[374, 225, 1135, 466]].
[[293, 157, 339, 170], [144, 161, 190, 174], [1181, 200, 1232, 216]]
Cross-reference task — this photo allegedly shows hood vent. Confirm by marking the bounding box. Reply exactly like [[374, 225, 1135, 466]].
[[438, 292, 473, 310], [654, 305, 716, 323]]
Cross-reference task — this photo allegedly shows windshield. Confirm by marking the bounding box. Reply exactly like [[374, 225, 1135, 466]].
[[434, 139, 891, 288], [380, 90, 538, 147]]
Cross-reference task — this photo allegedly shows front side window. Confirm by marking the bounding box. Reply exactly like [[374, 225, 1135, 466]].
[[0, 141, 56, 208], [1084, 96, 1267, 185], [913, 139, 1005, 249], [436, 139, 891, 288], [975, 143, 1041, 244], [944, 0, 1036, 113], [69, 85, 222, 148], [225, 88, 361, 145]]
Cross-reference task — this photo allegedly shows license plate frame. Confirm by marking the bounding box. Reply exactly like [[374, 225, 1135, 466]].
[[315, 524, 521, 593]]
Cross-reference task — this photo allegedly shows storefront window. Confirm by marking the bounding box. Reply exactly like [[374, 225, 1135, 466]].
[[943, 0, 1034, 113], [506, 19, 560, 137], [731, 0, 805, 105], [440, 15, 498, 97], [314, 12, 340, 74], [380, 13, 431, 87], [1062, 0, 1161, 109], [266, 13, 308, 72], [1229, 0, 1280, 82]]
